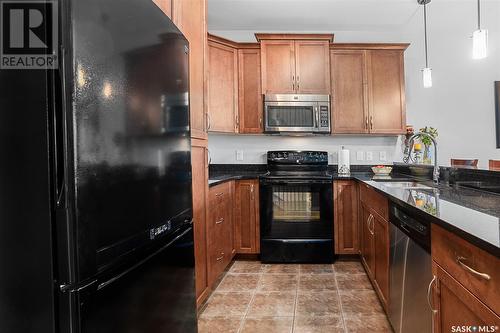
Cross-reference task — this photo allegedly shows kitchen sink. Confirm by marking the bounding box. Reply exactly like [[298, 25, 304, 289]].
[[381, 182, 433, 190]]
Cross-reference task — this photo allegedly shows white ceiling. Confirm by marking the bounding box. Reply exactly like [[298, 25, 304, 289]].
[[207, 0, 485, 32]]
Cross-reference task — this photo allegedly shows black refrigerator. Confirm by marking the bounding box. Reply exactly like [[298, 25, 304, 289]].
[[0, 0, 197, 332]]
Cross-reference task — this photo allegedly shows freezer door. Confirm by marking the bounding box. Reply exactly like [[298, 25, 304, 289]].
[[66, 225, 197, 333]]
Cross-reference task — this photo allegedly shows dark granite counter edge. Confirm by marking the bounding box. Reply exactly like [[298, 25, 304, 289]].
[[208, 170, 499, 258], [356, 179, 500, 258]]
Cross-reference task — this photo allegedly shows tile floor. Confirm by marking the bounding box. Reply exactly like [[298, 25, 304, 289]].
[[198, 260, 393, 333]]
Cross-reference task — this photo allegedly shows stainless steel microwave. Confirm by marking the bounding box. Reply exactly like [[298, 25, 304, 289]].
[[264, 94, 331, 134]]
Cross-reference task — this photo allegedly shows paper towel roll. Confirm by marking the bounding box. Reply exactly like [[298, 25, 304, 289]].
[[338, 147, 350, 174]]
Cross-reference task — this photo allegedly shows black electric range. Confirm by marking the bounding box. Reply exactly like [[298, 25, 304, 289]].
[[259, 151, 334, 263]]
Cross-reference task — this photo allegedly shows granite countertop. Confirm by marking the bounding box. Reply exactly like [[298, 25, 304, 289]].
[[208, 167, 500, 257]]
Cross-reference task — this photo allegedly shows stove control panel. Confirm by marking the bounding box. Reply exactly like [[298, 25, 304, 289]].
[[267, 151, 328, 164]]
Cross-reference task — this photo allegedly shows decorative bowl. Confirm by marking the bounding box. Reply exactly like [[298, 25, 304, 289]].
[[371, 166, 393, 175]]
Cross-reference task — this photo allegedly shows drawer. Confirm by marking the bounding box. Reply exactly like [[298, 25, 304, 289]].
[[359, 182, 388, 220], [209, 181, 232, 206], [431, 224, 500, 315]]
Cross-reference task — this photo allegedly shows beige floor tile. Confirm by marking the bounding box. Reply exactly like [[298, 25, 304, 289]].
[[262, 264, 300, 274], [216, 273, 260, 292], [336, 273, 373, 290], [247, 291, 296, 317], [201, 292, 253, 317], [333, 261, 366, 275], [298, 274, 337, 291], [339, 290, 385, 315], [293, 315, 345, 333], [197, 316, 243, 333], [295, 292, 341, 316], [343, 314, 393, 332], [229, 261, 263, 274], [257, 274, 298, 292], [240, 317, 293, 333], [299, 264, 334, 274]]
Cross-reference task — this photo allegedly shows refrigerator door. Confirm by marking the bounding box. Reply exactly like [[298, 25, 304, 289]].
[[66, 0, 192, 282], [72, 224, 197, 333]]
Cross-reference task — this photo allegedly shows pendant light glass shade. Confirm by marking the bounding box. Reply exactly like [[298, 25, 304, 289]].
[[472, 29, 488, 59], [422, 67, 433, 88]]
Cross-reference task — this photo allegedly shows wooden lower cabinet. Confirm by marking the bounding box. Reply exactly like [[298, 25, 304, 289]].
[[207, 181, 235, 286], [234, 180, 260, 254], [333, 180, 359, 254], [373, 213, 389, 308], [432, 261, 500, 333], [191, 139, 209, 306], [360, 203, 375, 278]]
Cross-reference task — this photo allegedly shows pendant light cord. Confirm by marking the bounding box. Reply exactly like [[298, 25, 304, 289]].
[[477, 0, 481, 30], [424, 3, 429, 68]]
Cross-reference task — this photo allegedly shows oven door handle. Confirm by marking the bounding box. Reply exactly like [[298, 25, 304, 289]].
[[260, 179, 332, 185]]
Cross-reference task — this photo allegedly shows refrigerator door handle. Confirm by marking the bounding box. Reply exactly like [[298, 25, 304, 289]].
[[54, 45, 68, 208], [98, 225, 193, 291]]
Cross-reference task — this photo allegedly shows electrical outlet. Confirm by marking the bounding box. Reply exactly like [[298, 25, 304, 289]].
[[366, 151, 373, 161], [379, 151, 387, 161], [356, 151, 365, 161], [236, 150, 243, 161]]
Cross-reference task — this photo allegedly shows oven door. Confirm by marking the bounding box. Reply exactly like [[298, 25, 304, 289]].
[[264, 102, 319, 133], [260, 179, 333, 239]]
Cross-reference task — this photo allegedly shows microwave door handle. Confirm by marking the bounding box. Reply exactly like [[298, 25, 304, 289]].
[[315, 107, 319, 130]]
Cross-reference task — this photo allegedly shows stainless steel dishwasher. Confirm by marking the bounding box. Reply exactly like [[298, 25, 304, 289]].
[[389, 203, 433, 333]]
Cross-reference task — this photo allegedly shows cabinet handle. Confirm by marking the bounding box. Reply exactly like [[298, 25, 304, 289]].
[[206, 112, 211, 130], [292, 75, 295, 91], [370, 115, 373, 130], [296, 75, 300, 91], [251, 184, 255, 200], [427, 275, 438, 314], [215, 218, 224, 225], [216, 253, 225, 261], [367, 214, 374, 235], [365, 116, 369, 130], [215, 192, 224, 197], [370, 215, 375, 235], [456, 256, 491, 281]]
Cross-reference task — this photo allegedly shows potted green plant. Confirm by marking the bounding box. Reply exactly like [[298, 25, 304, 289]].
[[419, 126, 438, 164]]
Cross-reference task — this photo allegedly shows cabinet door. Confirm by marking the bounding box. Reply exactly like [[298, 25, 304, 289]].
[[234, 180, 259, 254], [191, 139, 209, 305], [373, 213, 389, 309], [238, 48, 263, 133], [360, 204, 375, 278], [367, 50, 406, 134], [295, 40, 330, 94], [152, 0, 171, 17], [260, 40, 295, 94], [171, 0, 207, 139], [433, 262, 500, 333], [333, 181, 359, 254], [208, 41, 238, 133], [331, 50, 369, 134]]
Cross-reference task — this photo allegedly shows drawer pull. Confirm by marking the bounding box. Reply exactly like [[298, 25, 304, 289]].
[[215, 218, 224, 225], [456, 256, 491, 281], [216, 253, 224, 261], [216, 192, 224, 197], [427, 275, 438, 314]]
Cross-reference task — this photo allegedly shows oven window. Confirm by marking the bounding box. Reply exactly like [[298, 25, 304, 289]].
[[267, 106, 314, 127], [272, 186, 320, 221]]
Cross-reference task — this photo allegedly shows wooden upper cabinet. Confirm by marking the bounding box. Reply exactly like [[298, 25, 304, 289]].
[[294, 40, 330, 94], [152, 0, 172, 17], [260, 40, 295, 94], [234, 180, 260, 254], [171, 0, 207, 139], [207, 37, 238, 133], [331, 50, 368, 134], [259, 35, 333, 95], [367, 50, 406, 134], [238, 47, 263, 133], [333, 180, 359, 255]]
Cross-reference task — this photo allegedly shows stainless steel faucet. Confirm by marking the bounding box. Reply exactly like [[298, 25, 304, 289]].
[[405, 132, 440, 184]]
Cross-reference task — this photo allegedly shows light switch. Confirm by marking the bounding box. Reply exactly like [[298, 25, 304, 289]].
[[366, 151, 373, 161], [236, 150, 244, 161], [356, 151, 364, 161], [379, 151, 387, 161]]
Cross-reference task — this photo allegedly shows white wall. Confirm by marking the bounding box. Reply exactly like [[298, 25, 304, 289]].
[[209, 1, 500, 167]]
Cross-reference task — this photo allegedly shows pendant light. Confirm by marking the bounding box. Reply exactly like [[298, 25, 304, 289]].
[[418, 0, 432, 88], [472, 0, 488, 59]]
